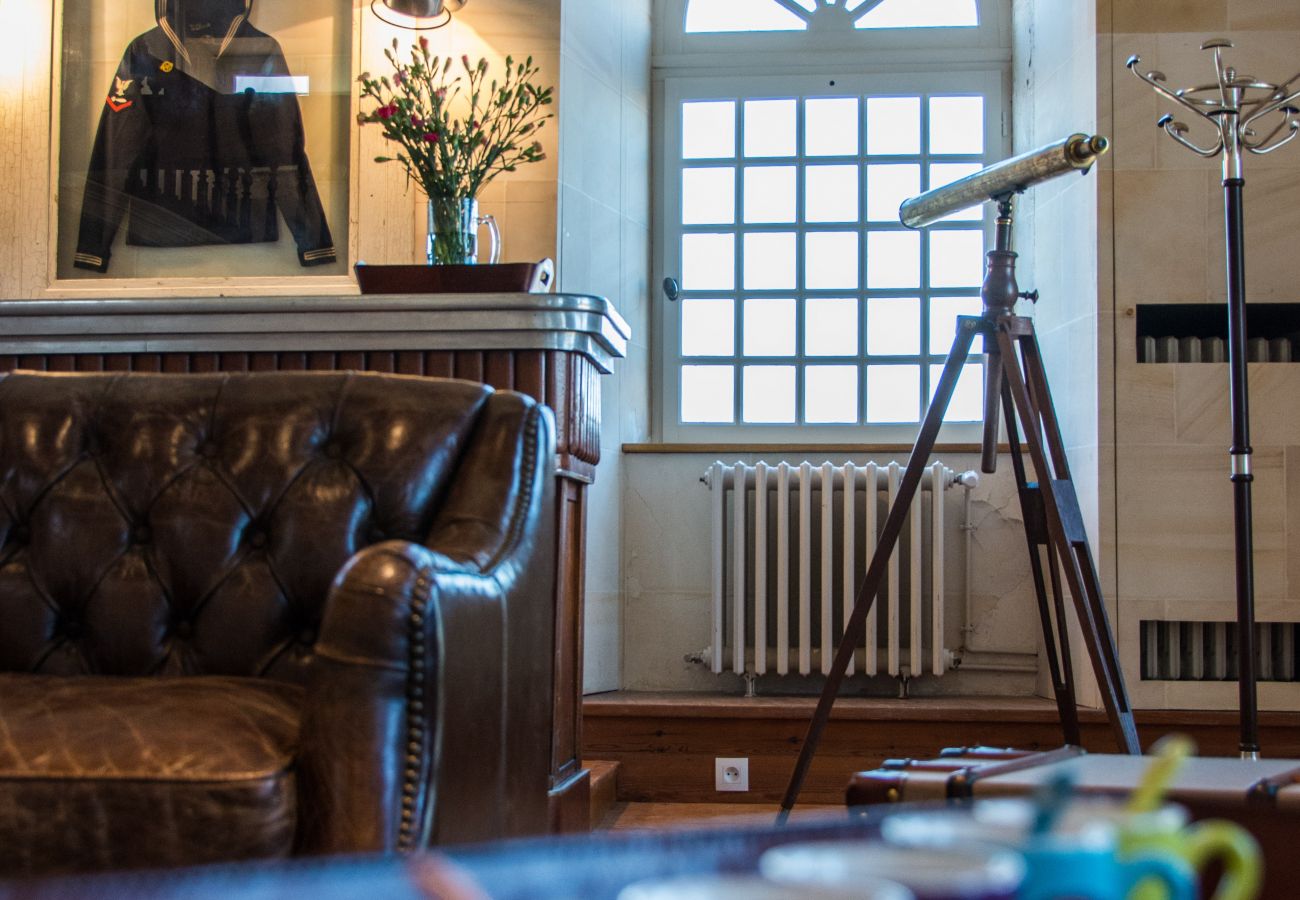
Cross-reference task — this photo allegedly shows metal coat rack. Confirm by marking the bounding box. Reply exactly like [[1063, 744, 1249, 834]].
[[1129, 39, 1300, 759]]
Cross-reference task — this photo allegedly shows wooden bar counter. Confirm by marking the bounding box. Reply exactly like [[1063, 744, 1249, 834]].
[[0, 292, 631, 834]]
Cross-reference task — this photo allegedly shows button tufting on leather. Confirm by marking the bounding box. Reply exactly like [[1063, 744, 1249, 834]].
[[298, 626, 317, 645], [61, 620, 83, 640], [9, 525, 30, 545], [197, 441, 219, 459], [174, 621, 194, 640], [132, 524, 152, 545], [247, 528, 269, 549], [367, 526, 386, 543], [323, 441, 343, 460]]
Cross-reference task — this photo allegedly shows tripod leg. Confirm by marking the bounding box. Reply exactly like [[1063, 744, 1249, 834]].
[[1047, 542, 1080, 740], [996, 326, 1141, 754], [778, 318, 980, 822], [1001, 379, 1081, 745], [1018, 333, 1137, 750], [981, 345, 1003, 475]]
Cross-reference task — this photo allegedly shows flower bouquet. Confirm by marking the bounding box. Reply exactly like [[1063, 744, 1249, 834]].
[[357, 39, 554, 265]]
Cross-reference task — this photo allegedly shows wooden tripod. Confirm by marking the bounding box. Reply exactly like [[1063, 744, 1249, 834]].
[[778, 197, 1141, 821]]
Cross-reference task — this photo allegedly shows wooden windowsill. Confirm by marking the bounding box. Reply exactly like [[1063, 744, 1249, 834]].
[[621, 443, 1010, 455]]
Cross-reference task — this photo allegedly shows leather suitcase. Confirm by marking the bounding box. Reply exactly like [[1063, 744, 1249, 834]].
[[847, 745, 1300, 812]]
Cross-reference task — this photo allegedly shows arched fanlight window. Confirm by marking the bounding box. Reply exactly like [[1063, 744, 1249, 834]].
[[684, 0, 979, 35]]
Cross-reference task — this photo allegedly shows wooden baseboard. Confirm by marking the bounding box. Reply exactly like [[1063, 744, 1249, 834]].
[[582, 692, 1300, 805], [547, 767, 591, 833]]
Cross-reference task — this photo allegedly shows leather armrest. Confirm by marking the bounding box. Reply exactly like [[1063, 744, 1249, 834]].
[[296, 395, 555, 853]]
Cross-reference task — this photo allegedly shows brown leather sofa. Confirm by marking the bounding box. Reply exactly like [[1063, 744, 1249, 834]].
[[0, 371, 556, 876]]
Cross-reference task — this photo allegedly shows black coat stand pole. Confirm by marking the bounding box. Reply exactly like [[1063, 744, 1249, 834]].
[[1224, 175, 1259, 757], [778, 196, 1140, 823], [1130, 39, 1300, 758]]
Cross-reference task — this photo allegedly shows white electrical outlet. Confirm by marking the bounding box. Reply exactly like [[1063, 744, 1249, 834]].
[[714, 757, 749, 792]]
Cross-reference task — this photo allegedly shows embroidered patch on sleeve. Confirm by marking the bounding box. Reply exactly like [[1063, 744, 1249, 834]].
[[107, 76, 134, 112]]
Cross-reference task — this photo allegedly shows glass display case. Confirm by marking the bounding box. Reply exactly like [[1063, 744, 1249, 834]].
[[55, 0, 351, 281]]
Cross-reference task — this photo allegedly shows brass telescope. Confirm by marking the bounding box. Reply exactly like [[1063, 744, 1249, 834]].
[[899, 133, 1110, 228]]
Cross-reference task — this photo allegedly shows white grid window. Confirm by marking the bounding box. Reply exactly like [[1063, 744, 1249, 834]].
[[656, 0, 1009, 442]]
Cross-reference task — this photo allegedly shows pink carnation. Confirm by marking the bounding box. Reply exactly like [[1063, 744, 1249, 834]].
[[423, 132, 440, 143], [376, 103, 398, 120]]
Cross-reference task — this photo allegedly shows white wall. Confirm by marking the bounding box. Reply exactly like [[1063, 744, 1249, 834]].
[[557, 0, 652, 694]]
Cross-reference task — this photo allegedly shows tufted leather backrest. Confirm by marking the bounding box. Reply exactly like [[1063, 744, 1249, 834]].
[[0, 371, 495, 681]]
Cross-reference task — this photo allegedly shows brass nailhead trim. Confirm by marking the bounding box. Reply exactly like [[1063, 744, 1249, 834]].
[[396, 569, 433, 854]]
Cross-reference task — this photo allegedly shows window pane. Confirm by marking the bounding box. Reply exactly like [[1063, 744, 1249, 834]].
[[866, 365, 921, 423], [930, 362, 985, 422], [806, 98, 859, 156], [744, 232, 797, 289], [682, 167, 735, 225], [866, 97, 921, 156], [681, 298, 735, 356], [744, 166, 797, 224], [744, 298, 797, 356], [929, 96, 984, 155], [686, 0, 809, 33], [681, 365, 735, 423], [806, 165, 859, 223], [682, 233, 735, 290], [929, 295, 983, 354], [683, 101, 736, 159], [743, 365, 797, 423], [854, 0, 978, 29], [866, 164, 921, 222], [806, 298, 858, 356], [744, 99, 797, 158], [806, 365, 860, 424], [867, 297, 921, 356], [929, 230, 985, 288], [805, 232, 859, 290], [866, 231, 920, 288]]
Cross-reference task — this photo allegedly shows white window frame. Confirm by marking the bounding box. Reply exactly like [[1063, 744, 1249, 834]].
[[652, 0, 1012, 445]]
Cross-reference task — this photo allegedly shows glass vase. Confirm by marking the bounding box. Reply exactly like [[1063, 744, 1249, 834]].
[[426, 195, 500, 265]]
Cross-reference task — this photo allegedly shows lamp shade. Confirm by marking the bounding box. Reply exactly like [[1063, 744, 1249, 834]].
[[371, 0, 467, 28]]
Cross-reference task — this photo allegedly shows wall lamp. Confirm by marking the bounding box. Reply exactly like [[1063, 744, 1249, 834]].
[[370, 0, 468, 30]]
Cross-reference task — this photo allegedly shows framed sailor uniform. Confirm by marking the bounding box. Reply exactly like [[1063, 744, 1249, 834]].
[[72, 0, 337, 274]]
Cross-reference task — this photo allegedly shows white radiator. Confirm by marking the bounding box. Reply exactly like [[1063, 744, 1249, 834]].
[[704, 461, 976, 680]]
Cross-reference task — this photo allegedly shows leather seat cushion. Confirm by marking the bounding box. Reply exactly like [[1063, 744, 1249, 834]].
[[0, 675, 303, 875]]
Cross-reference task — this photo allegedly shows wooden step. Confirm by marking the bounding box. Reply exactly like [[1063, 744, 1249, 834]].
[[582, 692, 1300, 805], [587, 760, 621, 829]]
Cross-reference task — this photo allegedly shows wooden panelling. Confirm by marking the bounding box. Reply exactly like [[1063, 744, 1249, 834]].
[[582, 693, 1300, 805], [553, 480, 587, 787]]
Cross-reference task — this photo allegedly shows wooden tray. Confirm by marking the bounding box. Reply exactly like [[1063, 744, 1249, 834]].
[[354, 259, 554, 295]]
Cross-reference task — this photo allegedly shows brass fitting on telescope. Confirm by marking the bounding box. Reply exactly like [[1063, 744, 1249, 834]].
[[1067, 134, 1110, 165]]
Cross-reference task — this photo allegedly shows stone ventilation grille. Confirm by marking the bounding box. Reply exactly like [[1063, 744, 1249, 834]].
[[1140, 619, 1300, 682]]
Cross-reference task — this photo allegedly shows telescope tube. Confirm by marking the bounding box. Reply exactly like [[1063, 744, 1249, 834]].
[[900, 133, 1110, 228]]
